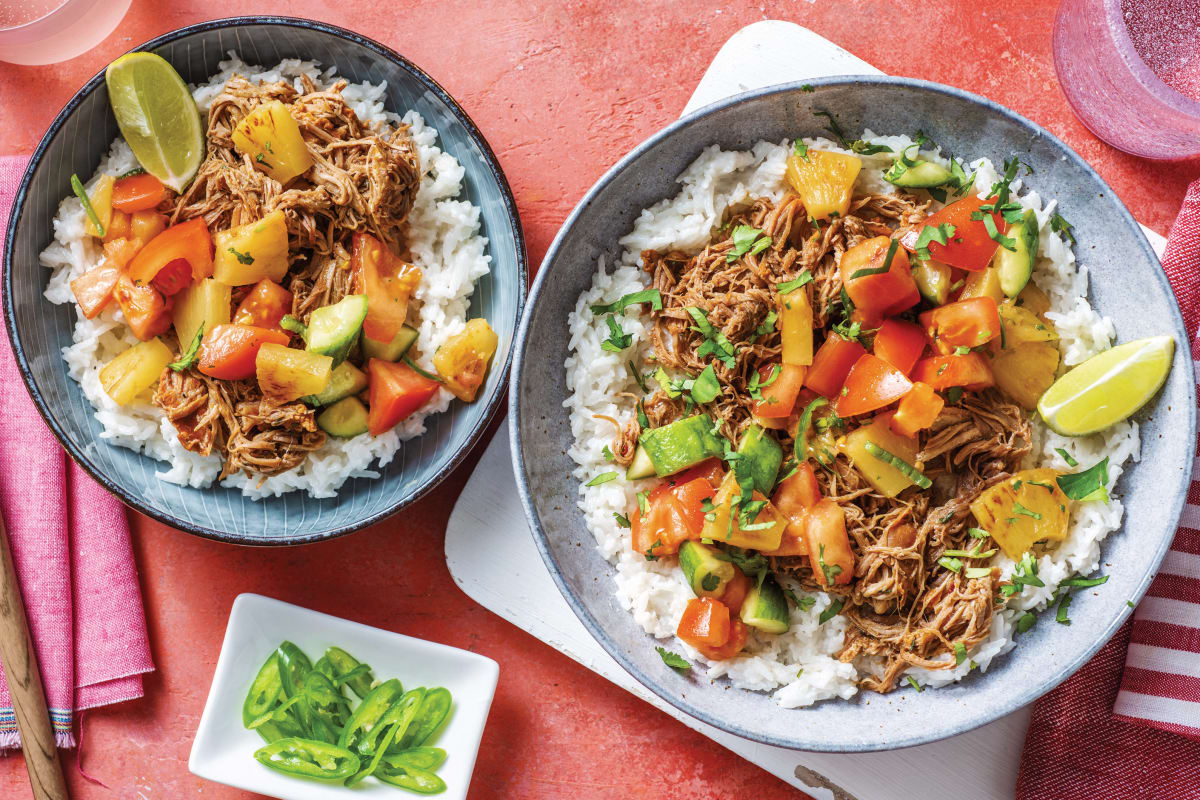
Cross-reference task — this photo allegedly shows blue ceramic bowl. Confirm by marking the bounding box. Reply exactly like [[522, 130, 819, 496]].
[[4, 18, 525, 545], [511, 78, 1196, 750]]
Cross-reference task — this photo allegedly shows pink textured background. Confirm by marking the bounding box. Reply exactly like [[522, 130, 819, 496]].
[[1, 1, 1198, 797]]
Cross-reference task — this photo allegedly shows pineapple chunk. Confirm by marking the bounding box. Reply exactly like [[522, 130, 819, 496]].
[[213, 210, 289, 285], [433, 318, 499, 402], [232, 100, 314, 184], [971, 468, 1070, 559], [173, 278, 231, 350], [83, 175, 115, 238], [785, 150, 862, 220], [256, 343, 332, 402], [779, 288, 813, 366], [99, 338, 173, 405], [998, 301, 1058, 348], [700, 471, 787, 551], [959, 265, 1005, 304], [840, 414, 922, 498], [1016, 282, 1051, 318], [991, 341, 1060, 410]]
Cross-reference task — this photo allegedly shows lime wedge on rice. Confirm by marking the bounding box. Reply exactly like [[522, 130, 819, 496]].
[[105, 52, 203, 193], [1037, 335, 1175, 436]]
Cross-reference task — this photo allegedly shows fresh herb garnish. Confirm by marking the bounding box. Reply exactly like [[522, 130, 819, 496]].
[[636, 400, 650, 430], [585, 471, 618, 486], [832, 317, 867, 343], [863, 442, 932, 488], [793, 140, 810, 161], [747, 364, 781, 402], [800, 84, 815, 92], [590, 289, 664, 315], [645, 539, 661, 561], [403, 355, 443, 382], [751, 310, 778, 341], [953, 345, 972, 356], [727, 225, 772, 262], [1056, 458, 1110, 503], [818, 598, 844, 625], [168, 324, 204, 371], [602, 444, 614, 462], [1016, 611, 1036, 635], [953, 642, 967, 666], [1001, 552, 1045, 597], [280, 315, 308, 339], [794, 396, 829, 460], [912, 222, 956, 261], [70, 173, 105, 236], [685, 306, 738, 368], [906, 676, 923, 692], [255, 153, 273, 167], [1055, 448, 1079, 467], [1012, 502, 1042, 520], [1050, 212, 1076, 245], [946, 386, 963, 404], [1056, 591, 1073, 625], [655, 647, 691, 672], [700, 573, 721, 592], [938, 556, 963, 573], [1060, 575, 1109, 588], [627, 360, 649, 393], [968, 527, 989, 539], [636, 490, 650, 515], [777, 271, 814, 294], [849, 238, 899, 281], [712, 546, 769, 584], [818, 543, 843, 585], [690, 364, 721, 404], [228, 246, 255, 265], [972, 209, 1017, 251], [613, 512, 631, 528], [601, 315, 632, 352]]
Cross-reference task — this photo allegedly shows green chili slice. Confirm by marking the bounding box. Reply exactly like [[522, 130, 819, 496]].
[[863, 441, 932, 488], [70, 173, 105, 236], [254, 737, 361, 779], [795, 397, 829, 461]]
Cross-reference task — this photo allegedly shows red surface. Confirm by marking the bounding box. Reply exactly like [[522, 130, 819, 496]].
[[1, 1, 1199, 798]]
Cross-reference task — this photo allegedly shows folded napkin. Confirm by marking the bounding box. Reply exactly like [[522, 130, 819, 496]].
[[1016, 179, 1200, 798], [0, 155, 154, 749]]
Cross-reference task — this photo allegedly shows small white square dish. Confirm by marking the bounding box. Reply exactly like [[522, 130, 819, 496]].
[[189, 593, 499, 800]]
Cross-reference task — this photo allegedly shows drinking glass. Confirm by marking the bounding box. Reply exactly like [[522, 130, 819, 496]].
[[0, 0, 132, 66], [1053, 0, 1200, 160]]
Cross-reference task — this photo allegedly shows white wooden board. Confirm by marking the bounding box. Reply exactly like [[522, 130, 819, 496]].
[[445, 20, 1168, 799]]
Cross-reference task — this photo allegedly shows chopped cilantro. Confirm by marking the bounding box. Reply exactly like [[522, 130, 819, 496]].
[[818, 543, 843, 585], [168, 324, 204, 372], [685, 306, 738, 368], [1056, 458, 1110, 503], [777, 271, 814, 294], [585, 471, 618, 487], [590, 289, 664, 315], [600, 315, 632, 352], [727, 225, 772, 262], [912, 222, 956, 261], [1012, 502, 1042, 520], [938, 556, 963, 573], [1015, 611, 1036, 635], [953, 642, 967, 666], [655, 647, 691, 672], [818, 598, 844, 625], [794, 140, 810, 161], [906, 676, 923, 692], [613, 512, 631, 528], [849, 238, 900, 281], [690, 364, 721, 404], [602, 444, 614, 462], [1055, 448, 1079, 467], [228, 247, 255, 265], [1050, 212, 1076, 245]]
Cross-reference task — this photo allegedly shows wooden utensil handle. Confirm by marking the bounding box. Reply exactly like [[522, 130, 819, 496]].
[[0, 512, 69, 800]]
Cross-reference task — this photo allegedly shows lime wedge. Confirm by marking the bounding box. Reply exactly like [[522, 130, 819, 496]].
[[1037, 335, 1175, 436], [105, 52, 204, 193]]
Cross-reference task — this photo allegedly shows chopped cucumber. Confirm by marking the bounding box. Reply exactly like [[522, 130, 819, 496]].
[[639, 415, 724, 477], [736, 424, 784, 495], [678, 541, 735, 597], [739, 574, 790, 634], [317, 396, 369, 438], [625, 444, 656, 480], [307, 294, 368, 367], [884, 159, 954, 189], [912, 259, 952, 305], [362, 323, 419, 362], [995, 208, 1038, 298], [304, 361, 368, 406]]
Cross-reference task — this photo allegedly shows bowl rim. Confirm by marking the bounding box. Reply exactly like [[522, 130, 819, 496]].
[[510, 74, 1195, 751], [3, 15, 527, 546]]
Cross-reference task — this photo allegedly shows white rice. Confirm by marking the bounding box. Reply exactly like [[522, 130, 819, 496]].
[[564, 133, 1137, 706], [39, 55, 491, 498]]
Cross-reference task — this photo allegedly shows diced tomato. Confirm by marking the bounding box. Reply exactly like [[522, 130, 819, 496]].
[[804, 333, 866, 398], [695, 619, 749, 661], [150, 258, 193, 296], [631, 477, 711, 558], [366, 358, 441, 435], [840, 236, 919, 322], [197, 324, 290, 380], [717, 572, 752, 614], [891, 382, 945, 437], [805, 498, 854, 586], [127, 218, 213, 285], [834, 354, 913, 417], [919, 296, 1002, 353], [911, 352, 995, 391], [352, 232, 422, 343], [677, 597, 731, 649], [234, 278, 294, 330], [899, 195, 1004, 272], [102, 237, 141, 270], [753, 362, 807, 418], [872, 318, 926, 376], [112, 274, 171, 340], [764, 463, 822, 557], [70, 262, 120, 319], [671, 458, 726, 490], [111, 172, 166, 213]]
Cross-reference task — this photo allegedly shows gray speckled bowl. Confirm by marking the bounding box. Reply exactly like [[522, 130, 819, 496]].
[[510, 78, 1195, 751], [4, 18, 525, 545]]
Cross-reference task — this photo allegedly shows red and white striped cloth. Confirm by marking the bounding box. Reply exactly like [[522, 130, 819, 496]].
[[1017, 180, 1200, 798]]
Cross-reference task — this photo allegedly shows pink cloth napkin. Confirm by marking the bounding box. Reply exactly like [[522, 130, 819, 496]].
[[1016, 179, 1200, 797], [0, 155, 153, 749]]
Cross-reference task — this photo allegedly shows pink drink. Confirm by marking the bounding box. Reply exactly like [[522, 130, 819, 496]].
[[1054, 0, 1200, 160], [0, 0, 131, 65]]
